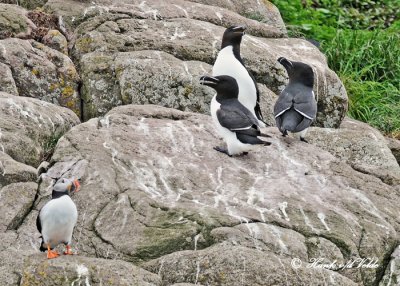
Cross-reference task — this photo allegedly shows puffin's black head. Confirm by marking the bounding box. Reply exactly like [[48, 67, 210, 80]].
[[52, 178, 81, 199], [200, 75, 239, 100], [221, 25, 246, 49], [278, 57, 314, 87]]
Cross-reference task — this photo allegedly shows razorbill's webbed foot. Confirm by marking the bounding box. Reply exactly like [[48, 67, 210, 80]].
[[214, 146, 232, 157]]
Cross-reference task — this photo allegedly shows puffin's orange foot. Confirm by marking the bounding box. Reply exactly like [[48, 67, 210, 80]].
[[47, 250, 59, 259], [64, 245, 74, 255]]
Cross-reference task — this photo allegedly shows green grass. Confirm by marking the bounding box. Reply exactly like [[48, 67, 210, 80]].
[[270, 0, 400, 138], [41, 133, 64, 162]]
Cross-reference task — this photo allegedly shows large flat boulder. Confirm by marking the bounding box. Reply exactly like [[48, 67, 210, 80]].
[[8, 104, 397, 285]]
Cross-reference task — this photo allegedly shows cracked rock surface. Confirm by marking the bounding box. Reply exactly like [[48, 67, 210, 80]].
[[4, 104, 397, 286]]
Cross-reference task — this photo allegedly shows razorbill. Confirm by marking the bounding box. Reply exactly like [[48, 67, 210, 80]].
[[37, 178, 80, 259], [274, 57, 317, 142], [200, 75, 271, 156], [213, 25, 265, 127]]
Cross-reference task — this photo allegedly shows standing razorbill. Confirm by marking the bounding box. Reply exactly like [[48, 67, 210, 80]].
[[37, 178, 80, 259], [200, 75, 271, 156], [274, 57, 317, 142], [213, 25, 265, 127]]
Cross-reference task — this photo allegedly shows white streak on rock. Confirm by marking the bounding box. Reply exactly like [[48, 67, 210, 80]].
[[134, 117, 149, 135], [215, 11, 223, 22], [300, 207, 316, 232], [317, 212, 331, 232], [139, 1, 159, 20], [279, 201, 290, 221], [173, 4, 189, 18], [194, 260, 201, 284], [71, 264, 90, 286], [100, 115, 110, 128], [194, 233, 200, 250], [170, 27, 186, 41]]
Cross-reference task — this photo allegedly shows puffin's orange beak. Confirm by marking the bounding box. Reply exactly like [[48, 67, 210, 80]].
[[72, 179, 81, 193]]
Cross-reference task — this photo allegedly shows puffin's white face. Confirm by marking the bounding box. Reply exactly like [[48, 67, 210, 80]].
[[54, 178, 81, 194]]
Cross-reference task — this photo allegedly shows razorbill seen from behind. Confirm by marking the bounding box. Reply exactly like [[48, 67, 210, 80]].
[[200, 75, 271, 156], [274, 57, 317, 142], [37, 178, 80, 259], [213, 25, 265, 127]]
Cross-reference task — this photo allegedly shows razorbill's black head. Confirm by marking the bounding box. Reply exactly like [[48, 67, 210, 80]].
[[200, 75, 271, 156], [278, 57, 314, 87], [37, 178, 80, 259], [274, 57, 317, 142], [221, 25, 246, 49], [200, 75, 239, 101]]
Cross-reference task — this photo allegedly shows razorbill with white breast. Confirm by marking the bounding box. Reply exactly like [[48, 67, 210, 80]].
[[213, 25, 266, 127], [37, 178, 80, 259], [274, 57, 317, 142], [200, 75, 271, 156]]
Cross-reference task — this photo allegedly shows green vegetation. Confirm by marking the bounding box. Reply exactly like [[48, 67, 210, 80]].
[[271, 0, 400, 138], [41, 133, 63, 162]]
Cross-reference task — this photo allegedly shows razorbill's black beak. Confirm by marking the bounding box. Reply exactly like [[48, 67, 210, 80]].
[[232, 25, 246, 35], [278, 57, 293, 69], [200, 76, 220, 87]]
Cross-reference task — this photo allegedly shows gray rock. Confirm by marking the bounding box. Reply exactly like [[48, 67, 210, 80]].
[[0, 62, 18, 95], [192, 0, 286, 31], [80, 51, 215, 120], [306, 237, 345, 268], [0, 92, 80, 167], [211, 223, 308, 260], [46, 0, 286, 37], [0, 152, 37, 187], [0, 38, 81, 117], [171, 284, 202, 286], [308, 117, 400, 185], [19, 255, 162, 286], [11, 104, 397, 285], [143, 243, 357, 285], [0, 0, 48, 10], [42, 29, 68, 55], [379, 246, 400, 286], [386, 137, 400, 165], [0, 182, 37, 232], [0, 4, 36, 39]]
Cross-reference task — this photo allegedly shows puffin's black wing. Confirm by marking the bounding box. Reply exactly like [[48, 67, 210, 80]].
[[293, 89, 317, 120], [217, 101, 259, 131], [274, 90, 294, 118], [36, 210, 42, 234]]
